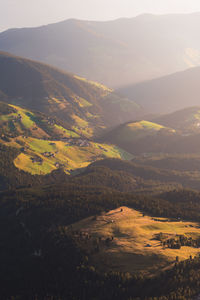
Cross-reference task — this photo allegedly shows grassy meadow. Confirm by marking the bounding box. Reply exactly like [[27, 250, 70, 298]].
[[13, 138, 132, 175], [69, 207, 200, 276]]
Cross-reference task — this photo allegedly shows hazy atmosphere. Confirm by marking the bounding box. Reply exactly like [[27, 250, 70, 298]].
[[2, 1, 200, 299], [1, 0, 200, 31]]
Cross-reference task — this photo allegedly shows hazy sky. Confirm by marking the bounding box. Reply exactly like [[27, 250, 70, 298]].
[[1, 0, 200, 32]]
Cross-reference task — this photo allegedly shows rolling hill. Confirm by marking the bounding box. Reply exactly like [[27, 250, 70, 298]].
[[69, 206, 200, 275], [101, 105, 200, 155], [152, 106, 200, 132], [101, 120, 176, 154], [0, 101, 79, 140], [0, 102, 133, 177], [119, 66, 200, 114], [1, 13, 200, 87], [0, 52, 141, 137]]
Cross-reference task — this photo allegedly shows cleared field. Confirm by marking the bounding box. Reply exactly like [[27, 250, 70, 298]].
[[69, 207, 200, 276], [0, 103, 80, 139], [71, 114, 94, 138], [0, 103, 133, 175], [106, 120, 176, 146], [124, 120, 175, 140], [13, 137, 133, 175]]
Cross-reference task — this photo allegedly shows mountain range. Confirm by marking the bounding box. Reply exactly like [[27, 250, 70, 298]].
[[119, 66, 200, 114], [1, 13, 200, 87]]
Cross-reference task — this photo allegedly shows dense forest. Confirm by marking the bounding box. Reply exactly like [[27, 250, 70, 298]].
[[1, 179, 200, 299]]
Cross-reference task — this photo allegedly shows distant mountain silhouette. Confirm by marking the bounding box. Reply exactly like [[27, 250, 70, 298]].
[[1, 13, 200, 87], [152, 107, 200, 131], [119, 66, 200, 114]]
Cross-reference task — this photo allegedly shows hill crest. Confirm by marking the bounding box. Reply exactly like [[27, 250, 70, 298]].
[[0, 52, 141, 137], [2, 13, 200, 87]]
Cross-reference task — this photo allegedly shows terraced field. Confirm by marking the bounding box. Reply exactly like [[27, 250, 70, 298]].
[[69, 207, 200, 276]]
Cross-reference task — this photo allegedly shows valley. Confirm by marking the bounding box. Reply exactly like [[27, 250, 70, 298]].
[[1, 9, 200, 300]]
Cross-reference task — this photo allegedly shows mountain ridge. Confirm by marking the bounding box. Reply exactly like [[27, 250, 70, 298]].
[[118, 66, 200, 114], [2, 13, 200, 87], [0, 51, 141, 137]]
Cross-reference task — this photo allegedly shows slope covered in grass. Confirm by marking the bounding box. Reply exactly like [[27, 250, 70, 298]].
[[111, 120, 172, 142], [102, 120, 175, 154], [69, 207, 200, 275], [13, 138, 132, 175], [102, 111, 200, 155], [0, 102, 133, 175], [0, 102, 79, 139]]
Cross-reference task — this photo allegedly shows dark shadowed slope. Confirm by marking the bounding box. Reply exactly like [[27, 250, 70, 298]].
[[101, 120, 176, 154], [101, 107, 200, 155], [0, 52, 141, 137]]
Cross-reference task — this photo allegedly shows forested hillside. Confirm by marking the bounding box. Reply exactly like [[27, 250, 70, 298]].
[[1, 181, 200, 299], [0, 52, 141, 137]]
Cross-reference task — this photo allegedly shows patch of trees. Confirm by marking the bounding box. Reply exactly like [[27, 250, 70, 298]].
[[155, 232, 200, 249], [0, 101, 16, 114], [68, 228, 114, 255]]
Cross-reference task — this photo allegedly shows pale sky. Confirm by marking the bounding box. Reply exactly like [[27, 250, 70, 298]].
[[1, 0, 200, 32]]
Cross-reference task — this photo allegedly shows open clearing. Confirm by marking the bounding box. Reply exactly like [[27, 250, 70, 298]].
[[69, 207, 200, 276]]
